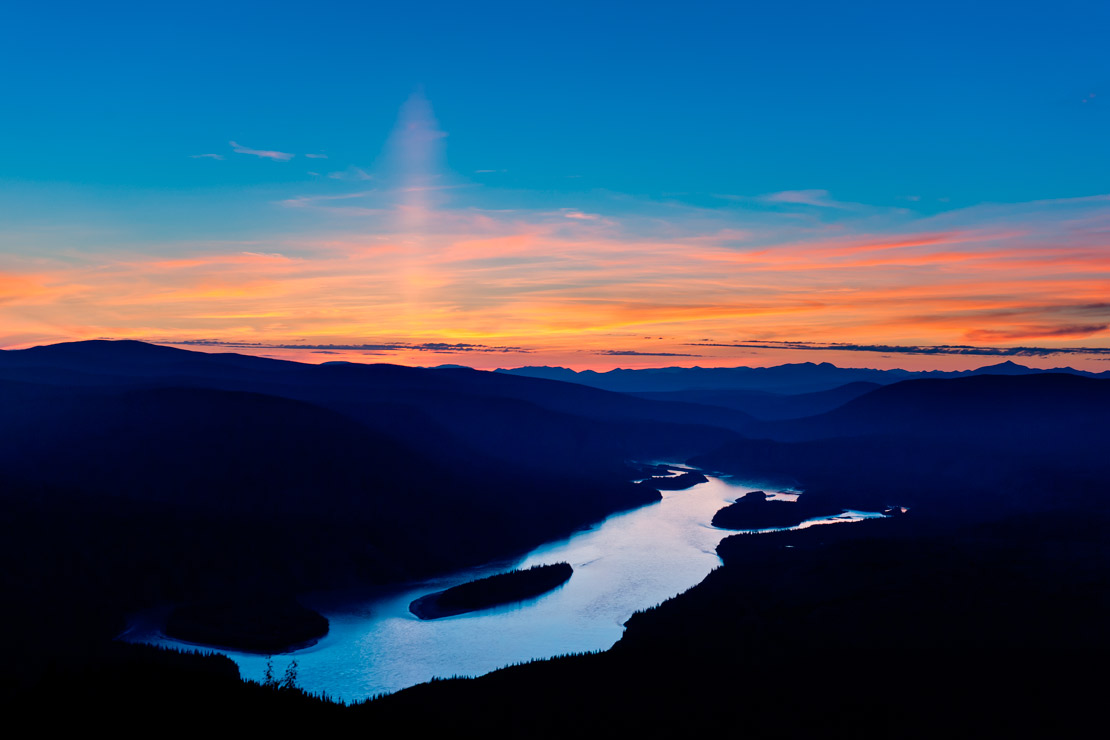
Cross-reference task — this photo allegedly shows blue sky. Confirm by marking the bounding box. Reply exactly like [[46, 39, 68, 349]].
[[4, 1, 1105, 208], [1, 1, 1107, 368]]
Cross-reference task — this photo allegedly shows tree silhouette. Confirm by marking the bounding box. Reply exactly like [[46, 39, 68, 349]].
[[263, 656, 277, 688], [281, 659, 298, 690]]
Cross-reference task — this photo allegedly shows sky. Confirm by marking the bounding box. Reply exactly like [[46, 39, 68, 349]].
[[1, 1, 1108, 370]]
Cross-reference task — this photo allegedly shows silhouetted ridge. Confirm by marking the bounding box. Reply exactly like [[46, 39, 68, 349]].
[[20, 339, 190, 361], [498, 359, 1105, 394], [970, 359, 1028, 374], [499, 362, 914, 393], [0, 339, 303, 377]]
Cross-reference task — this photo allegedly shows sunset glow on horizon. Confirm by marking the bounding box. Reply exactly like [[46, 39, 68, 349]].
[[2, 2, 1107, 372]]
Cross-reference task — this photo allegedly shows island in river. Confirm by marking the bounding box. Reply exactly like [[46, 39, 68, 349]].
[[643, 471, 709, 491], [711, 490, 842, 530], [410, 562, 574, 620], [164, 594, 329, 654]]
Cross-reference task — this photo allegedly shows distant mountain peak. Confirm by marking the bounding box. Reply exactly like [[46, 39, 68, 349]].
[[972, 360, 1033, 374]]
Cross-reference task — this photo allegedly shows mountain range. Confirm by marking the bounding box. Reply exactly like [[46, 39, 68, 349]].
[[498, 359, 1109, 394]]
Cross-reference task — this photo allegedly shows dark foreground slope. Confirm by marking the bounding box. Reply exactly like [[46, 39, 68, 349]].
[[19, 509, 1107, 735]]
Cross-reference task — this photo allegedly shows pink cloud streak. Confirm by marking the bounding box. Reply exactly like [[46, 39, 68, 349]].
[[229, 141, 294, 161]]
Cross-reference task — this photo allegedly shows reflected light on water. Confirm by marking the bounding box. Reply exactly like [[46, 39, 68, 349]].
[[124, 475, 881, 702]]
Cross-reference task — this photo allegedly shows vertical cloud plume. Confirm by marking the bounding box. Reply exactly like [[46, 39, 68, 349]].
[[377, 90, 452, 310]]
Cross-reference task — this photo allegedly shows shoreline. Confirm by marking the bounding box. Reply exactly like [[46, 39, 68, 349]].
[[144, 630, 325, 657], [409, 591, 471, 620]]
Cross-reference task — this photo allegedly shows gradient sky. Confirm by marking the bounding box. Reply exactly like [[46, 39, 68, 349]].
[[2, 1, 1108, 370]]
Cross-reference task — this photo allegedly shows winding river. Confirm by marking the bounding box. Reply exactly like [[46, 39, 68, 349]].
[[123, 472, 883, 702]]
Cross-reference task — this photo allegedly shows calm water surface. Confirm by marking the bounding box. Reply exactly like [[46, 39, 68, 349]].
[[124, 473, 882, 702]]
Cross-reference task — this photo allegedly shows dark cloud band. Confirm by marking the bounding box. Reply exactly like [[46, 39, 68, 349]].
[[171, 339, 533, 354], [686, 340, 1110, 358]]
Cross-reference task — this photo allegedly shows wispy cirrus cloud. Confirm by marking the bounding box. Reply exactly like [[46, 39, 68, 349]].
[[716, 189, 877, 211], [327, 166, 372, 181], [762, 189, 853, 208], [561, 210, 602, 221], [230, 141, 295, 161], [190, 153, 225, 160]]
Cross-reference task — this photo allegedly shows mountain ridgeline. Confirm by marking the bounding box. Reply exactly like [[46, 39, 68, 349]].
[[497, 358, 1109, 394]]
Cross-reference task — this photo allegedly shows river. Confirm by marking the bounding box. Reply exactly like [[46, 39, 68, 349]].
[[123, 472, 883, 702]]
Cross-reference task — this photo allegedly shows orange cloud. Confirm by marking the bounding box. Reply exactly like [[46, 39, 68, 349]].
[[3, 191, 1109, 370]]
